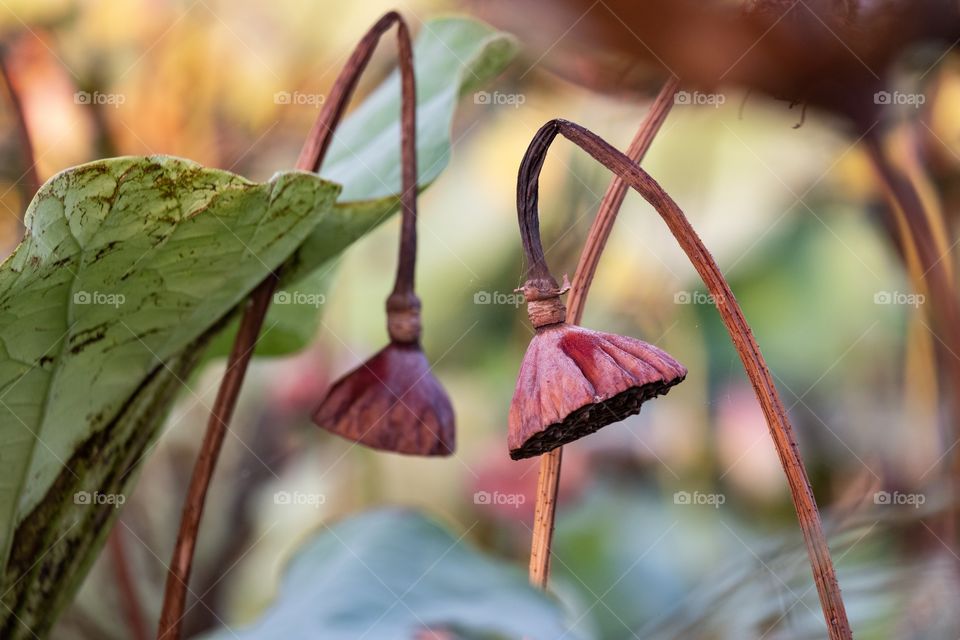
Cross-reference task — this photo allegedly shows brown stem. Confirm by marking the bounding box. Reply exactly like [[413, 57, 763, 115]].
[[567, 77, 679, 323], [517, 118, 852, 639], [527, 78, 678, 589], [109, 526, 149, 640], [391, 24, 418, 302], [0, 48, 39, 239], [157, 12, 417, 639], [863, 131, 960, 544]]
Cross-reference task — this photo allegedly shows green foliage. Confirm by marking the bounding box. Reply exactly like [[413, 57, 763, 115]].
[[0, 17, 516, 638], [200, 509, 585, 640], [213, 16, 519, 356], [0, 158, 339, 637]]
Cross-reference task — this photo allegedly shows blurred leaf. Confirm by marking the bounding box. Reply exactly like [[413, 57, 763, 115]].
[[200, 509, 585, 640], [284, 14, 518, 281], [208, 16, 519, 358], [0, 16, 517, 637], [206, 265, 337, 358], [551, 481, 745, 639], [0, 157, 339, 637], [320, 16, 518, 202]]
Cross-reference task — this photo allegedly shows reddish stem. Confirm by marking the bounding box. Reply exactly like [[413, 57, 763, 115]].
[[517, 118, 851, 639], [528, 78, 678, 588], [157, 12, 417, 639]]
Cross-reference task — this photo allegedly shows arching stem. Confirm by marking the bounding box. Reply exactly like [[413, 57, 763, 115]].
[[517, 118, 852, 639], [527, 77, 678, 588], [157, 12, 417, 639]]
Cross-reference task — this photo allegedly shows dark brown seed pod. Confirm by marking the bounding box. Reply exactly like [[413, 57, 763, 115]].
[[311, 17, 455, 456], [508, 122, 686, 460]]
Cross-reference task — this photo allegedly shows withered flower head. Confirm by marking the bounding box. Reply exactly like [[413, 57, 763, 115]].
[[311, 17, 455, 456], [313, 293, 455, 456], [508, 295, 686, 459], [508, 121, 686, 460]]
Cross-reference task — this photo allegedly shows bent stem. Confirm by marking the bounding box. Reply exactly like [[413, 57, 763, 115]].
[[528, 77, 678, 588], [518, 118, 852, 639], [157, 12, 417, 639]]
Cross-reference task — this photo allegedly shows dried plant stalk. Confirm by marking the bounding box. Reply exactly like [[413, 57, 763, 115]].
[[311, 24, 456, 456], [157, 12, 416, 639], [864, 131, 960, 544], [518, 118, 851, 639], [528, 77, 678, 588]]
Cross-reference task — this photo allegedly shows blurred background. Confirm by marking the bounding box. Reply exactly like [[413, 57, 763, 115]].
[[2, 0, 959, 638]]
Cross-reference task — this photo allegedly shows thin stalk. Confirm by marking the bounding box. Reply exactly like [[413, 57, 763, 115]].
[[0, 49, 39, 239], [528, 77, 678, 588], [863, 131, 960, 543], [517, 118, 852, 639], [157, 12, 417, 639], [109, 526, 149, 640]]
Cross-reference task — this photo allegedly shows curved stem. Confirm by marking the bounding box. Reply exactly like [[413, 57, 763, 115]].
[[157, 13, 417, 640], [528, 78, 678, 588], [567, 77, 679, 324], [518, 118, 852, 639], [391, 25, 418, 301]]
